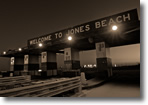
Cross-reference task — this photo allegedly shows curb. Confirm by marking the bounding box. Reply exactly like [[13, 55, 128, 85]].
[[82, 77, 112, 89]]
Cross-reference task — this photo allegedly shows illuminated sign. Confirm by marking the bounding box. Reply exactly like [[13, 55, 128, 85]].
[[30, 35, 52, 45], [10, 57, 15, 65], [24, 55, 29, 64], [41, 52, 47, 63], [96, 42, 110, 58], [28, 9, 139, 46], [64, 48, 71, 61]]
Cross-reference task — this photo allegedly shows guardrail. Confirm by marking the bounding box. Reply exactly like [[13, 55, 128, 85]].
[[0, 76, 81, 97], [0, 76, 31, 90]]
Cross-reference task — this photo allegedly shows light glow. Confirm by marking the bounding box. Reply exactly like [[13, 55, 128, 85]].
[[3, 51, 6, 55], [115, 64, 117, 67], [39, 43, 43, 47], [68, 36, 72, 41], [38, 69, 42, 72], [18, 48, 22, 51], [112, 25, 118, 31]]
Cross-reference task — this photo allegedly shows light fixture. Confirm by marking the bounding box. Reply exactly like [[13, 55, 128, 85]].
[[112, 25, 118, 31], [38, 69, 42, 72], [39, 43, 43, 47], [3, 51, 6, 55], [93, 64, 96, 67], [115, 64, 117, 67], [18, 48, 22, 51], [68, 36, 72, 41]]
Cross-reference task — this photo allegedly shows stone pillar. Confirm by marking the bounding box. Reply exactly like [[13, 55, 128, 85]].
[[64, 48, 80, 70], [41, 52, 57, 76], [10, 57, 15, 72], [10, 56, 24, 76], [24, 54, 39, 76], [10, 57, 14, 76], [96, 42, 112, 79]]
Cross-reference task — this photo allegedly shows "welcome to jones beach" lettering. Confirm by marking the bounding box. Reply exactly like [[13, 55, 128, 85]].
[[29, 10, 137, 46]]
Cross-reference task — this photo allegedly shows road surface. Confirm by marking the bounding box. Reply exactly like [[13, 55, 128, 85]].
[[82, 76, 140, 97]]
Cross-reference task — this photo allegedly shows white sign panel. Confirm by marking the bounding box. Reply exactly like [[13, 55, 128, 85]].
[[96, 42, 106, 58], [41, 52, 47, 63], [24, 55, 29, 64], [10, 57, 15, 65], [64, 48, 71, 61]]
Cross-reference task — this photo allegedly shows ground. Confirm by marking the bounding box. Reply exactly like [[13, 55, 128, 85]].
[[82, 83, 140, 97], [81, 75, 140, 97]]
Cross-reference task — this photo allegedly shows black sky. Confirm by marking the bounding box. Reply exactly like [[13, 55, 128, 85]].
[[0, 0, 140, 71], [0, 0, 139, 51]]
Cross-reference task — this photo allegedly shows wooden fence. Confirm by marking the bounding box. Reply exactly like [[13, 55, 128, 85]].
[[0, 76, 31, 90], [0, 76, 81, 97]]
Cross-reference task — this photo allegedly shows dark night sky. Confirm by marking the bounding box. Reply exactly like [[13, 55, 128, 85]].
[[0, 0, 140, 70], [0, 0, 140, 51]]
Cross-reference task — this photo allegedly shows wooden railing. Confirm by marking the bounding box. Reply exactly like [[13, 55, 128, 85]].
[[0, 76, 31, 90], [0, 76, 81, 97]]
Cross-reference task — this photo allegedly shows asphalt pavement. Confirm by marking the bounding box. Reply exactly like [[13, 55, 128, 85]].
[[81, 74, 140, 97]]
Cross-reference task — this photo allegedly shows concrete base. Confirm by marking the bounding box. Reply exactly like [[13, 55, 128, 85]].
[[64, 60, 80, 70], [13, 65, 24, 70], [21, 71, 29, 76], [96, 57, 112, 78], [24, 64, 39, 70], [41, 62, 57, 71]]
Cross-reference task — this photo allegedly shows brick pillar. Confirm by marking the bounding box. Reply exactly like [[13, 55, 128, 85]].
[[24, 54, 39, 76], [41, 52, 57, 76], [64, 48, 80, 70], [10, 56, 24, 76], [96, 42, 112, 79]]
